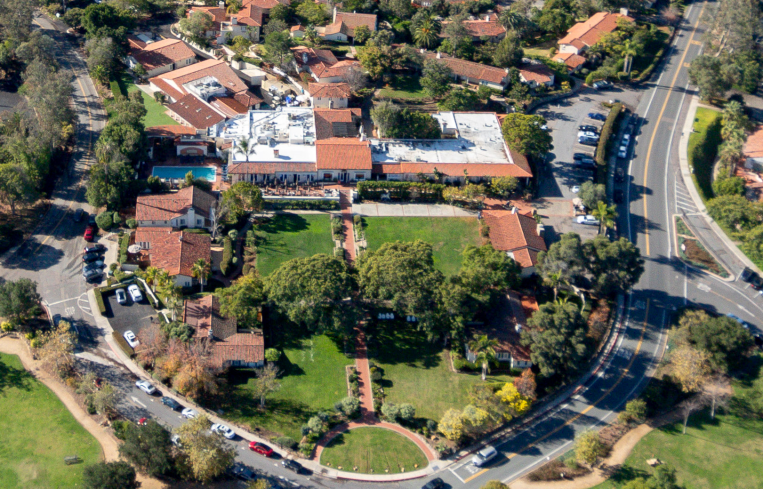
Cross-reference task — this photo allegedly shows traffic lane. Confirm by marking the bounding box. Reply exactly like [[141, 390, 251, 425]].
[[686, 272, 763, 332]]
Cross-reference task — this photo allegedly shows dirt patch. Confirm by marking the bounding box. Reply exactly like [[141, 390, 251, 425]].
[[587, 299, 611, 344]]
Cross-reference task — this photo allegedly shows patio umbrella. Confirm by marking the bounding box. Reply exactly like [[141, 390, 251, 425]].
[[127, 245, 142, 254]]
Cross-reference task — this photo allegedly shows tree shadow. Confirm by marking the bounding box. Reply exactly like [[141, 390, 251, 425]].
[[258, 214, 310, 235], [366, 322, 442, 369], [0, 358, 32, 394]]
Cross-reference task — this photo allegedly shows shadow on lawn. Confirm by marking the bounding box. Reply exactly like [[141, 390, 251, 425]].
[[0, 358, 33, 394], [259, 214, 310, 235], [368, 323, 442, 369], [220, 370, 315, 426]]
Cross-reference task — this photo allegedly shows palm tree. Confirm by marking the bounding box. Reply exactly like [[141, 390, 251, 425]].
[[191, 258, 211, 292], [722, 100, 745, 128], [235, 137, 255, 162], [304, 25, 318, 44], [164, 287, 183, 322], [499, 11, 523, 32], [413, 18, 440, 49], [144, 266, 160, 292], [621, 40, 638, 75], [719, 139, 744, 176], [592, 201, 617, 234], [468, 334, 499, 381], [544, 270, 566, 301]]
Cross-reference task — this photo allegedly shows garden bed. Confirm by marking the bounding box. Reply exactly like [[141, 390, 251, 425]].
[[674, 215, 694, 237], [678, 236, 728, 277]]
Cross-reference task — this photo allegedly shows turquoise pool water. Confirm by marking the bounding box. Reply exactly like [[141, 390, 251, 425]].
[[152, 166, 217, 181]]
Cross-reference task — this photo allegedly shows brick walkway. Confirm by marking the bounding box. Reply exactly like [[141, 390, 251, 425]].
[[338, 189, 356, 262]]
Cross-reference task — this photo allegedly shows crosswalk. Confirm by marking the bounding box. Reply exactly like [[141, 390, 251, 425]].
[[675, 179, 698, 214]]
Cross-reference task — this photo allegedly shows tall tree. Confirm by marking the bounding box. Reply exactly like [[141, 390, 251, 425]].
[[83, 461, 140, 489], [575, 430, 605, 467], [176, 415, 236, 483], [537, 232, 586, 289], [0, 164, 36, 215], [250, 362, 281, 407], [686, 315, 753, 371], [0, 278, 41, 327], [583, 236, 644, 295], [262, 31, 294, 70], [421, 59, 453, 99], [501, 113, 553, 158], [86, 157, 135, 210], [118, 421, 174, 477], [265, 254, 355, 332], [492, 31, 524, 68], [670, 345, 710, 393], [37, 322, 76, 376], [578, 181, 606, 210], [357, 44, 392, 80], [179, 10, 214, 41], [591, 200, 617, 234], [191, 258, 211, 293], [521, 300, 588, 378], [370, 100, 400, 138], [468, 334, 499, 381], [412, 17, 441, 48], [458, 244, 520, 306], [689, 55, 731, 101], [216, 272, 266, 328], [222, 181, 263, 221]]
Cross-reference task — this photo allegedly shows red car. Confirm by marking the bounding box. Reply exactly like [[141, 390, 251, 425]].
[[249, 442, 273, 457], [84, 227, 95, 242]]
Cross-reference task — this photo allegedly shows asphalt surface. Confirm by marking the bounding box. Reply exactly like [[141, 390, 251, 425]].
[[3, 4, 763, 489]]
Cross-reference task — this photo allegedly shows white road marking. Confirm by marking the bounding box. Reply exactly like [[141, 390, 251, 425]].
[[738, 305, 752, 316], [130, 396, 146, 408], [697, 283, 711, 292], [448, 466, 468, 483], [46, 297, 80, 306]]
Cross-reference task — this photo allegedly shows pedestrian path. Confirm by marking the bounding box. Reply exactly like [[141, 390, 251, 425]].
[[339, 189, 357, 262]]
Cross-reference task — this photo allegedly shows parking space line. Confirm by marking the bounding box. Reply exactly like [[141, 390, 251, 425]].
[[448, 467, 467, 483]]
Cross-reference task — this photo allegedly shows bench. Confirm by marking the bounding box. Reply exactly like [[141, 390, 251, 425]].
[[64, 455, 81, 465]]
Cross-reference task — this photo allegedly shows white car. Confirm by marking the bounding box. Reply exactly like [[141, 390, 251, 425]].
[[116, 289, 127, 305], [577, 131, 599, 139], [576, 215, 600, 226], [618, 145, 628, 158], [135, 380, 156, 395], [171, 434, 182, 447], [211, 423, 236, 439], [570, 185, 580, 193], [123, 330, 138, 348], [181, 408, 198, 419], [127, 284, 143, 303]]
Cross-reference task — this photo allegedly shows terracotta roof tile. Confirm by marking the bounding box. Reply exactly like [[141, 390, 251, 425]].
[[168, 94, 226, 130], [234, 90, 264, 108], [744, 126, 763, 159], [185, 295, 237, 340], [149, 59, 249, 101], [243, 0, 289, 9], [228, 162, 317, 174], [424, 51, 507, 85], [558, 12, 633, 50], [136, 186, 217, 222], [209, 96, 249, 117], [482, 210, 546, 269], [519, 63, 554, 84], [442, 17, 506, 38], [308, 82, 351, 98], [553, 52, 587, 69], [146, 125, 199, 137], [316, 138, 372, 170], [135, 228, 211, 277], [313, 108, 361, 139], [209, 332, 264, 368], [334, 12, 377, 36], [234, 5, 263, 26]]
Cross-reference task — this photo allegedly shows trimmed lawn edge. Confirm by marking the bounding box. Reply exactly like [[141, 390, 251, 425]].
[[319, 426, 429, 474]]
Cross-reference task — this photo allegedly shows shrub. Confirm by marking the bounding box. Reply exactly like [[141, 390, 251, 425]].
[[331, 223, 343, 237], [299, 442, 315, 456], [96, 211, 113, 230], [334, 247, 345, 259], [426, 419, 437, 432], [113, 331, 134, 357], [353, 215, 361, 225], [480, 225, 490, 238], [334, 396, 361, 417], [595, 103, 623, 180], [381, 402, 400, 421], [112, 212, 122, 227], [273, 436, 297, 450], [398, 403, 416, 422], [119, 233, 130, 264], [94, 289, 107, 314], [1, 321, 13, 332], [221, 237, 233, 275], [370, 368, 382, 383], [356, 181, 445, 202], [126, 218, 138, 229], [265, 348, 281, 362], [112, 420, 131, 440], [264, 199, 340, 211], [228, 229, 239, 240], [29, 337, 41, 348]]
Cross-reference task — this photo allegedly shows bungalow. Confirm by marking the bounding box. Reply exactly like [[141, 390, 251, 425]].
[[184, 295, 265, 369], [482, 209, 547, 276], [318, 9, 377, 42], [149, 59, 253, 104], [185, 5, 263, 45], [308, 82, 351, 108], [134, 228, 211, 288], [135, 186, 218, 231], [423, 51, 508, 90], [518, 63, 555, 88], [242, 0, 290, 13], [167, 94, 226, 133], [465, 292, 536, 369], [292, 46, 361, 83], [558, 11, 634, 55], [441, 14, 507, 42], [314, 107, 362, 139], [126, 37, 196, 78], [553, 52, 587, 72]]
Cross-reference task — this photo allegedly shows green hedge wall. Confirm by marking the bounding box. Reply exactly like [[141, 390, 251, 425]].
[[221, 237, 233, 276], [356, 181, 446, 202], [596, 103, 623, 182], [264, 199, 340, 210]]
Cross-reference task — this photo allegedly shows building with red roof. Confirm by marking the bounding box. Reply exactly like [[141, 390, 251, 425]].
[[518, 63, 555, 88], [136, 186, 218, 231], [292, 46, 361, 83], [317, 9, 377, 42], [127, 38, 197, 78], [558, 11, 634, 55], [423, 51, 509, 90], [308, 82, 351, 108], [482, 209, 547, 275], [133, 228, 211, 287], [185, 4, 263, 45], [441, 14, 507, 42], [553, 52, 587, 72]]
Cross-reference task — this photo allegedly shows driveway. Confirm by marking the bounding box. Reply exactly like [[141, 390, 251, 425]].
[[103, 289, 159, 339]]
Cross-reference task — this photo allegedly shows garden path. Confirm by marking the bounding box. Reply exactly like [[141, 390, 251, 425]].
[[338, 189, 356, 262]]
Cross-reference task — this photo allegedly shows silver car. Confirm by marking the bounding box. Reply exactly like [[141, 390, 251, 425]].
[[210, 423, 236, 439], [181, 407, 198, 419], [127, 284, 143, 303], [123, 330, 138, 348]]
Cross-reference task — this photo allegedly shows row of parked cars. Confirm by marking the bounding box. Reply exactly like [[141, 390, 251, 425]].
[[82, 244, 106, 283]]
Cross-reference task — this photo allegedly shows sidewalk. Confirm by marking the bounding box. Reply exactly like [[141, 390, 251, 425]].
[[677, 95, 761, 278]]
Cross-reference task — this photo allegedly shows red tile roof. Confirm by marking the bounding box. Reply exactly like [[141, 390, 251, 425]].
[[149, 59, 249, 101], [314, 108, 361, 140], [519, 63, 554, 84], [319, 60, 360, 79], [442, 17, 506, 38], [372, 159, 533, 178], [135, 228, 211, 277], [243, 0, 290, 9], [553, 52, 587, 69], [316, 138, 372, 170], [334, 12, 377, 36], [209, 96, 249, 117], [168, 94, 226, 130], [424, 51, 507, 85], [130, 39, 196, 72], [482, 210, 546, 268], [234, 90, 264, 108], [558, 12, 633, 50], [187, 6, 227, 30], [136, 186, 217, 222], [146, 125, 199, 137], [233, 5, 263, 26], [744, 126, 763, 159], [227, 162, 317, 174], [210, 332, 265, 368], [128, 35, 147, 49], [308, 82, 352, 98], [292, 47, 359, 80]]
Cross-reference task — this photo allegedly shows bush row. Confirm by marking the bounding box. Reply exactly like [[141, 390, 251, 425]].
[[119, 232, 130, 264], [356, 181, 446, 202], [264, 199, 340, 210], [596, 103, 623, 181], [220, 237, 233, 276]]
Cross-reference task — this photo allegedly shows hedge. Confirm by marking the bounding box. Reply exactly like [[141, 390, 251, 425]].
[[595, 103, 623, 182], [110, 79, 125, 99], [220, 237, 233, 275], [96, 211, 113, 230], [119, 232, 130, 264], [356, 181, 446, 202], [94, 289, 107, 314], [264, 199, 340, 210]]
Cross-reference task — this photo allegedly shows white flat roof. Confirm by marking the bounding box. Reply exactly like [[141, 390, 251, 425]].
[[369, 112, 513, 165], [224, 107, 317, 163]]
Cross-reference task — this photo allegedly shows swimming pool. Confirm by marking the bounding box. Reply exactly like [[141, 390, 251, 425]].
[[152, 166, 217, 182]]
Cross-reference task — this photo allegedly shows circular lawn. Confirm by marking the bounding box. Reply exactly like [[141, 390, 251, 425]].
[[320, 427, 428, 474]]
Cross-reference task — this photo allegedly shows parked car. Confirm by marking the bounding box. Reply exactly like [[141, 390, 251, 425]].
[[576, 158, 596, 168], [573, 152, 591, 161], [754, 333, 763, 349], [615, 168, 625, 183], [471, 446, 498, 467], [579, 125, 599, 133], [171, 434, 182, 447], [422, 478, 444, 489], [135, 380, 156, 395], [83, 227, 95, 242], [749, 273, 763, 291], [282, 459, 302, 473], [115, 288, 127, 305], [576, 215, 600, 226], [161, 396, 181, 410], [614, 189, 624, 204], [726, 313, 750, 329], [83, 244, 106, 254], [588, 112, 607, 121], [570, 185, 580, 193], [249, 442, 274, 457], [741, 267, 755, 282], [83, 253, 103, 263], [127, 284, 143, 303], [618, 145, 628, 158], [73, 208, 84, 222], [82, 268, 102, 282], [211, 423, 236, 439], [593, 80, 612, 90], [83, 262, 104, 273], [88, 214, 97, 227], [230, 463, 256, 481], [578, 131, 599, 140], [578, 137, 599, 146], [623, 134, 631, 143], [181, 408, 198, 419], [124, 330, 139, 348]]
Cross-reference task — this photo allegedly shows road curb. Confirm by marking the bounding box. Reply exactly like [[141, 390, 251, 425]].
[[677, 95, 762, 279]]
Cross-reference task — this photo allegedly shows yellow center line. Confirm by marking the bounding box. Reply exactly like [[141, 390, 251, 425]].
[[463, 468, 489, 483], [642, 3, 706, 255]]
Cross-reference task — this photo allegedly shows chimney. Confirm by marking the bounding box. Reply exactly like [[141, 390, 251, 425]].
[[436, 51, 441, 59], [620, 7, 629, 16], [511, 206, 518, 214], [274, 149, 280, 158], [302, 52, 308, 64], [333, 6, 337, 22], [231, 16, 237, 25], [420, 48, 425, 54], [208, 327, 213, 339], [178, 231, 183, 242], [536, 223, 545, 238], [505, 67, 509, 74]]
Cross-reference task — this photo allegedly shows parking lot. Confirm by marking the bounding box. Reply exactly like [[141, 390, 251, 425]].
[[102, 286, 159, 340], [533, 85, 644, 244]]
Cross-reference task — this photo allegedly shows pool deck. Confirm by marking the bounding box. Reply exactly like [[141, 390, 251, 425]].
[[143, 157, 229, 191]]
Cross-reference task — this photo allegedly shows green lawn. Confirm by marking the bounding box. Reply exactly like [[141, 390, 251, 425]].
[[378, 75, 429, 101], [594, 358, 763, 489], [255, 214, 335, 276], [0, 353, 102, 488], [362, 217, 481, 276], [320, 427, 428, 474], [370, 325, 515, 422], [221, 335, 353, 439], [687, 107, 722, 204], [116, 72, 179, 127]]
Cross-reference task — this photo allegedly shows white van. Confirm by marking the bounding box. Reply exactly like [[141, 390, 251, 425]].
[[471, 446, 497, 467]]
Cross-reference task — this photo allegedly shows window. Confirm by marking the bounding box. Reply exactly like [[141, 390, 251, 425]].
[[197, 219, 202, 225], [180, 219, 186, 225], [355, 173, 364, 180], [323, 173, 332, 180]]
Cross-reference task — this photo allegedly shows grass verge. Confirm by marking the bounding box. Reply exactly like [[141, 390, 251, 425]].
[[115, 72, 179, 127], [0, 353, 102, 488], [362, 217, 481, 277], [320, 427, 428, 474], [674, 215, 694, 237], [688, 107, 722, 203], [378, 74, 429, 101], [220, 335, 353, 439], [255, 214, 334, 276]]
